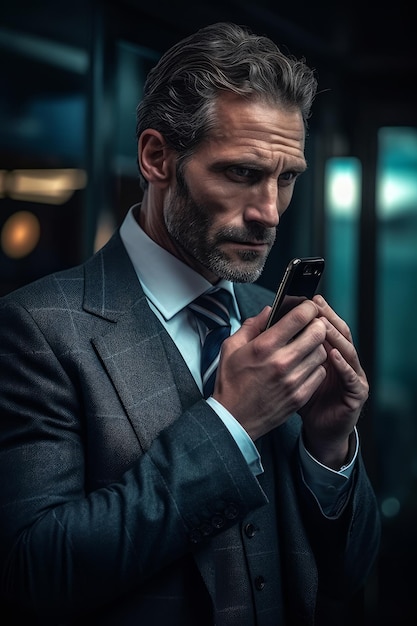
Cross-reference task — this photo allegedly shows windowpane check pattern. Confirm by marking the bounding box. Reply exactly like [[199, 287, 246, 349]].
[[189, 289, 232, 398]]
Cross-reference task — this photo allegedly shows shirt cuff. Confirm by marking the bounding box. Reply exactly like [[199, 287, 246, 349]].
[[206, 397, 264, 476], [299, 427, 359, 516]]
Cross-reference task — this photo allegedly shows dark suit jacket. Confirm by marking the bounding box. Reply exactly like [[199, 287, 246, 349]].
[[0, 232, 380, 625]]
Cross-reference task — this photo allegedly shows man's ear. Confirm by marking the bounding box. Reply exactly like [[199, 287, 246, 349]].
[[138, 129, 175, 187]]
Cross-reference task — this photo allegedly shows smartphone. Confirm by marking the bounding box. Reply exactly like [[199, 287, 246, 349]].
[[265, 257, 325, 329]]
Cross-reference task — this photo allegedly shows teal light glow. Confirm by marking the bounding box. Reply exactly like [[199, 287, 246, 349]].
[[324, 157, 362, 338], [325, 158, 361, 217], [377, 128, 417, 218]]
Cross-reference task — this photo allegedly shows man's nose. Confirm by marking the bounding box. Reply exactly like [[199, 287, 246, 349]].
[[243, 181, 280, 227]]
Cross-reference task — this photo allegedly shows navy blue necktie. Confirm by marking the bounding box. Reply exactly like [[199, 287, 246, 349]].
[[189, 289, 232, 398]]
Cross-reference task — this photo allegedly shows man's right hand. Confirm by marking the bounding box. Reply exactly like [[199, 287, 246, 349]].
[[212, 301, 328, 441]]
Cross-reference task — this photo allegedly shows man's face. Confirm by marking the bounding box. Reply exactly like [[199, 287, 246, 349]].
[[163, 93, 307, 283]]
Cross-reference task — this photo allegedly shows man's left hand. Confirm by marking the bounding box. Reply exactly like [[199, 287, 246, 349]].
[[299, 295, 369, 469]]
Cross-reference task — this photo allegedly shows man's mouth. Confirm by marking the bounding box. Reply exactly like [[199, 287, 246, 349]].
[[225, 239, 270, 249]]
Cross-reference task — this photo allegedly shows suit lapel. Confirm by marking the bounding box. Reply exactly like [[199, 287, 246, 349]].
[[84, 232, 200, 452]]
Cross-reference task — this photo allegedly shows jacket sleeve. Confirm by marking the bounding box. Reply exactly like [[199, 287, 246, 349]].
[[271, 415, 380, 624], [0, 299, 268, 621], [299, 437, 380, 621]]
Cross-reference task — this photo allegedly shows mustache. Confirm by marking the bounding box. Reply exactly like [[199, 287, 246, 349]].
[[216, 224, 276, 245]]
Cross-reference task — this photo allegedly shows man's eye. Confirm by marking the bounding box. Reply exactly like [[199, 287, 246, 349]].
[[279, 171, 299, 186], [228, 166, 259, 181]]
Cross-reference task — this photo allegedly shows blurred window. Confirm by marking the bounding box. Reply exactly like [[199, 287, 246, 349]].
[[375, 127, 417, 514]]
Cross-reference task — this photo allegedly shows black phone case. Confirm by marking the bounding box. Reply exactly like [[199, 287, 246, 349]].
[[266, 257, 325, 328]]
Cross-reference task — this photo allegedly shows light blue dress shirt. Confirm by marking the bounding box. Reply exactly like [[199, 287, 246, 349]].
[[119, 205, 358, 515]]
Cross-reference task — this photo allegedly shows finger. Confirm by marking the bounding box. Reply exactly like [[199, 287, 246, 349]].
[[313, 295, 352, 341], [321, 317, 362, 372], [232, 306, 271, 346], [328, 348, 369, 402], [264, 299, 319, 345], [324, 319, 366, 379]]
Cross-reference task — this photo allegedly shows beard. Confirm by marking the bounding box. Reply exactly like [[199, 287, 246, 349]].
[[164, 168, 276, 283]]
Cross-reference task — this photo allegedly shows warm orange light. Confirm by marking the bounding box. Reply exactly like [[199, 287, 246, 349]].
[[1, 211, 41, 258], [0, 169, 87, 205], [10, 169, 87, 204]]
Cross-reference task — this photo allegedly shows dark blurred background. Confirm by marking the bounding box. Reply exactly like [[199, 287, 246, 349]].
[[1, 1, 416, 623]]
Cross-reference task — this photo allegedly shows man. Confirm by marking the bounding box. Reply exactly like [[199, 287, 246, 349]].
[[0, 22, 379, 626]]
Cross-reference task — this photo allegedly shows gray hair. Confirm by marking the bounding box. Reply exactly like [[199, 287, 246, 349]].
[[136, 22, 318, 189]]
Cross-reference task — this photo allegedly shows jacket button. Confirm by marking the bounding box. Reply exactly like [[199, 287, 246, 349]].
[[244, 523, 256, 538], [254, 575, 265, 590]]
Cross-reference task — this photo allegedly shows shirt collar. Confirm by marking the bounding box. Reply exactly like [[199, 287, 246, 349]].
[[119, 205, 239, 321]]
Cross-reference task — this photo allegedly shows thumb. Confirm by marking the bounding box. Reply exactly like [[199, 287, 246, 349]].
[[237, 306, 271, 341], [220, 307, 271, 360]]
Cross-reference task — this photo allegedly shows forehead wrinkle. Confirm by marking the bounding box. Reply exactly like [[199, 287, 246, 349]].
[[207, 104, 306, 166], [240, 143, 305, 165], [211, 122, 304, 147], [206, 136, 306, 171]]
